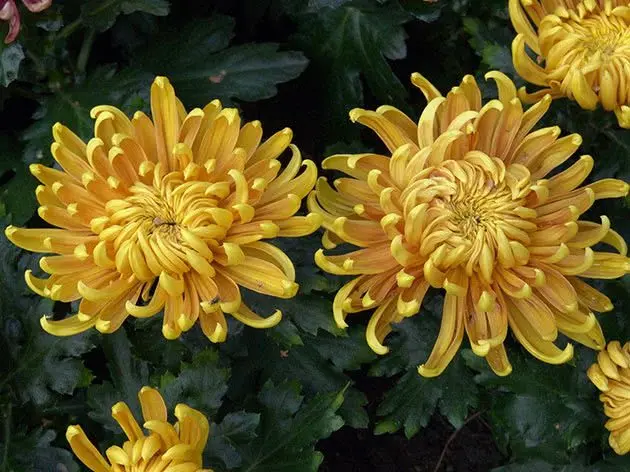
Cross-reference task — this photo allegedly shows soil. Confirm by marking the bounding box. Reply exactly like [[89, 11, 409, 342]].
[[319, 413, 503, 472], [318, 373, 504, 472]]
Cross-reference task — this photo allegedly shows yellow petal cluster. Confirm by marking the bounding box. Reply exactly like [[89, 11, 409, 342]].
[[510, 0, 630, 127], [5, 76, 319, 341], [67, 386, 212, 471], [588, 341, 630, 455], [309, 70, 630, 377]]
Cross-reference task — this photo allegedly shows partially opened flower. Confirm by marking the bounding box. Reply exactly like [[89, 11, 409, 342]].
[[510, 0, 630, 127], [588, 341, 630, 455], [309, 70, 630, 377], [66, 386, 212, 471], [5, 76, 319, 341], [0, 0, 52, 44]]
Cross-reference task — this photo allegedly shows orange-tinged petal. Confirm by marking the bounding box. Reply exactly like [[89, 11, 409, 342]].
[[418, 293, 465, 377]]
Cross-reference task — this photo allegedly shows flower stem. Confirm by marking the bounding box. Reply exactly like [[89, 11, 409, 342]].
[[77, 29, 96, 74], [57, 18, 82, 40]]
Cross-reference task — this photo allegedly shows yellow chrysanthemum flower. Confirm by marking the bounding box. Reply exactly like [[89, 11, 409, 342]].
[[309, 70, 630, 377], [588, 341, 630, 455], [510, 0, 630, 127], [66, 386, 212, 471], [5, 76, 319, 341]]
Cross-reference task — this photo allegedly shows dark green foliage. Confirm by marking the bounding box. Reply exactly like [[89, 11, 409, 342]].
[[160, 349, 229, 414], [237, 381, 345, 472], [0, 136, 37, 225], [466, 347, 604, 465], [1, 0, 630, 470], [138, 16, 308, 105], [0, 428, 79, 472], [86, 328, 150, 432], [205, 411, 260, 470], [372, 313, 479, 437], [0, 230, 93, 408], [80, 0, 170, 32], [22, 66, 153, 163], [291, 0, 411, 140]]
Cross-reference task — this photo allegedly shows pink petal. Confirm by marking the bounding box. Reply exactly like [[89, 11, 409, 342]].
[[21, 0, 51, 13], [0, 0, 15, 20], [0, 0, 20, 44]]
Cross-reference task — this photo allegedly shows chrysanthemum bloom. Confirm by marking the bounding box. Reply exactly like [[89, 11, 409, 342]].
[[5, 76, 319, 341], [66, 386, 213, 471], [309, 70, 630, 377], [0, 0, 51, 43], [510, 0, 630, 128], [588, 341, 630, 454]]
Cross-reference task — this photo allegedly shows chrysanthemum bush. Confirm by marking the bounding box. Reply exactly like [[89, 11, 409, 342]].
[[2, 1, 630, 471]]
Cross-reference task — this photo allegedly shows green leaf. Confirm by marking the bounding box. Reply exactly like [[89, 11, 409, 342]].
[[238, 381, 345, 472], [494, 461, 576, 472], [401, 0, 444, 22], [0, 428, 79, 472], [312, 326, 377, 371], [0, 222, 40, 301], [0, 136, 37, 224], [0, 41, 24, 87], [80, 0, 170, 32], [0, 231, 94, 406], [370, 307, 478, 435], [467, 347, 602, 463], [22, 66, 152, 163], [206, 411, 261, 470], [229, 328, 369, 428], [127, 317, 189, 373], [369, 295, 445, 378], [248, 290, 344, 338], [10, 311, 94, 406], [138, 17, 308, 105], [463, 16, 518, 79], [375, 354, 478, 437], [87, 328, 150, 432], [0, 166, 37, 225], [268, 317, 305, 347], [160, 349, 229, 415], [291, 0, 411, 140]]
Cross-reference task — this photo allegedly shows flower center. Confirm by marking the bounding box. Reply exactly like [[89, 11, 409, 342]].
[[402, 156, 537, 283], [94, 171, 233, 281], [574, 15, 629, 57], [445, 186, 514, 240], [540, 8, 630, 64]]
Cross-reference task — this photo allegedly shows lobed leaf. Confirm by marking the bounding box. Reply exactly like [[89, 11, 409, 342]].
[[237, 380, 345, 472], [291, 0, 412, 140], [371, 306, 479, 436], [80, 0, 170, 32], [160, 349, 230, 415], [0, 230, 93, 407], [138, 17, 308, 105]]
